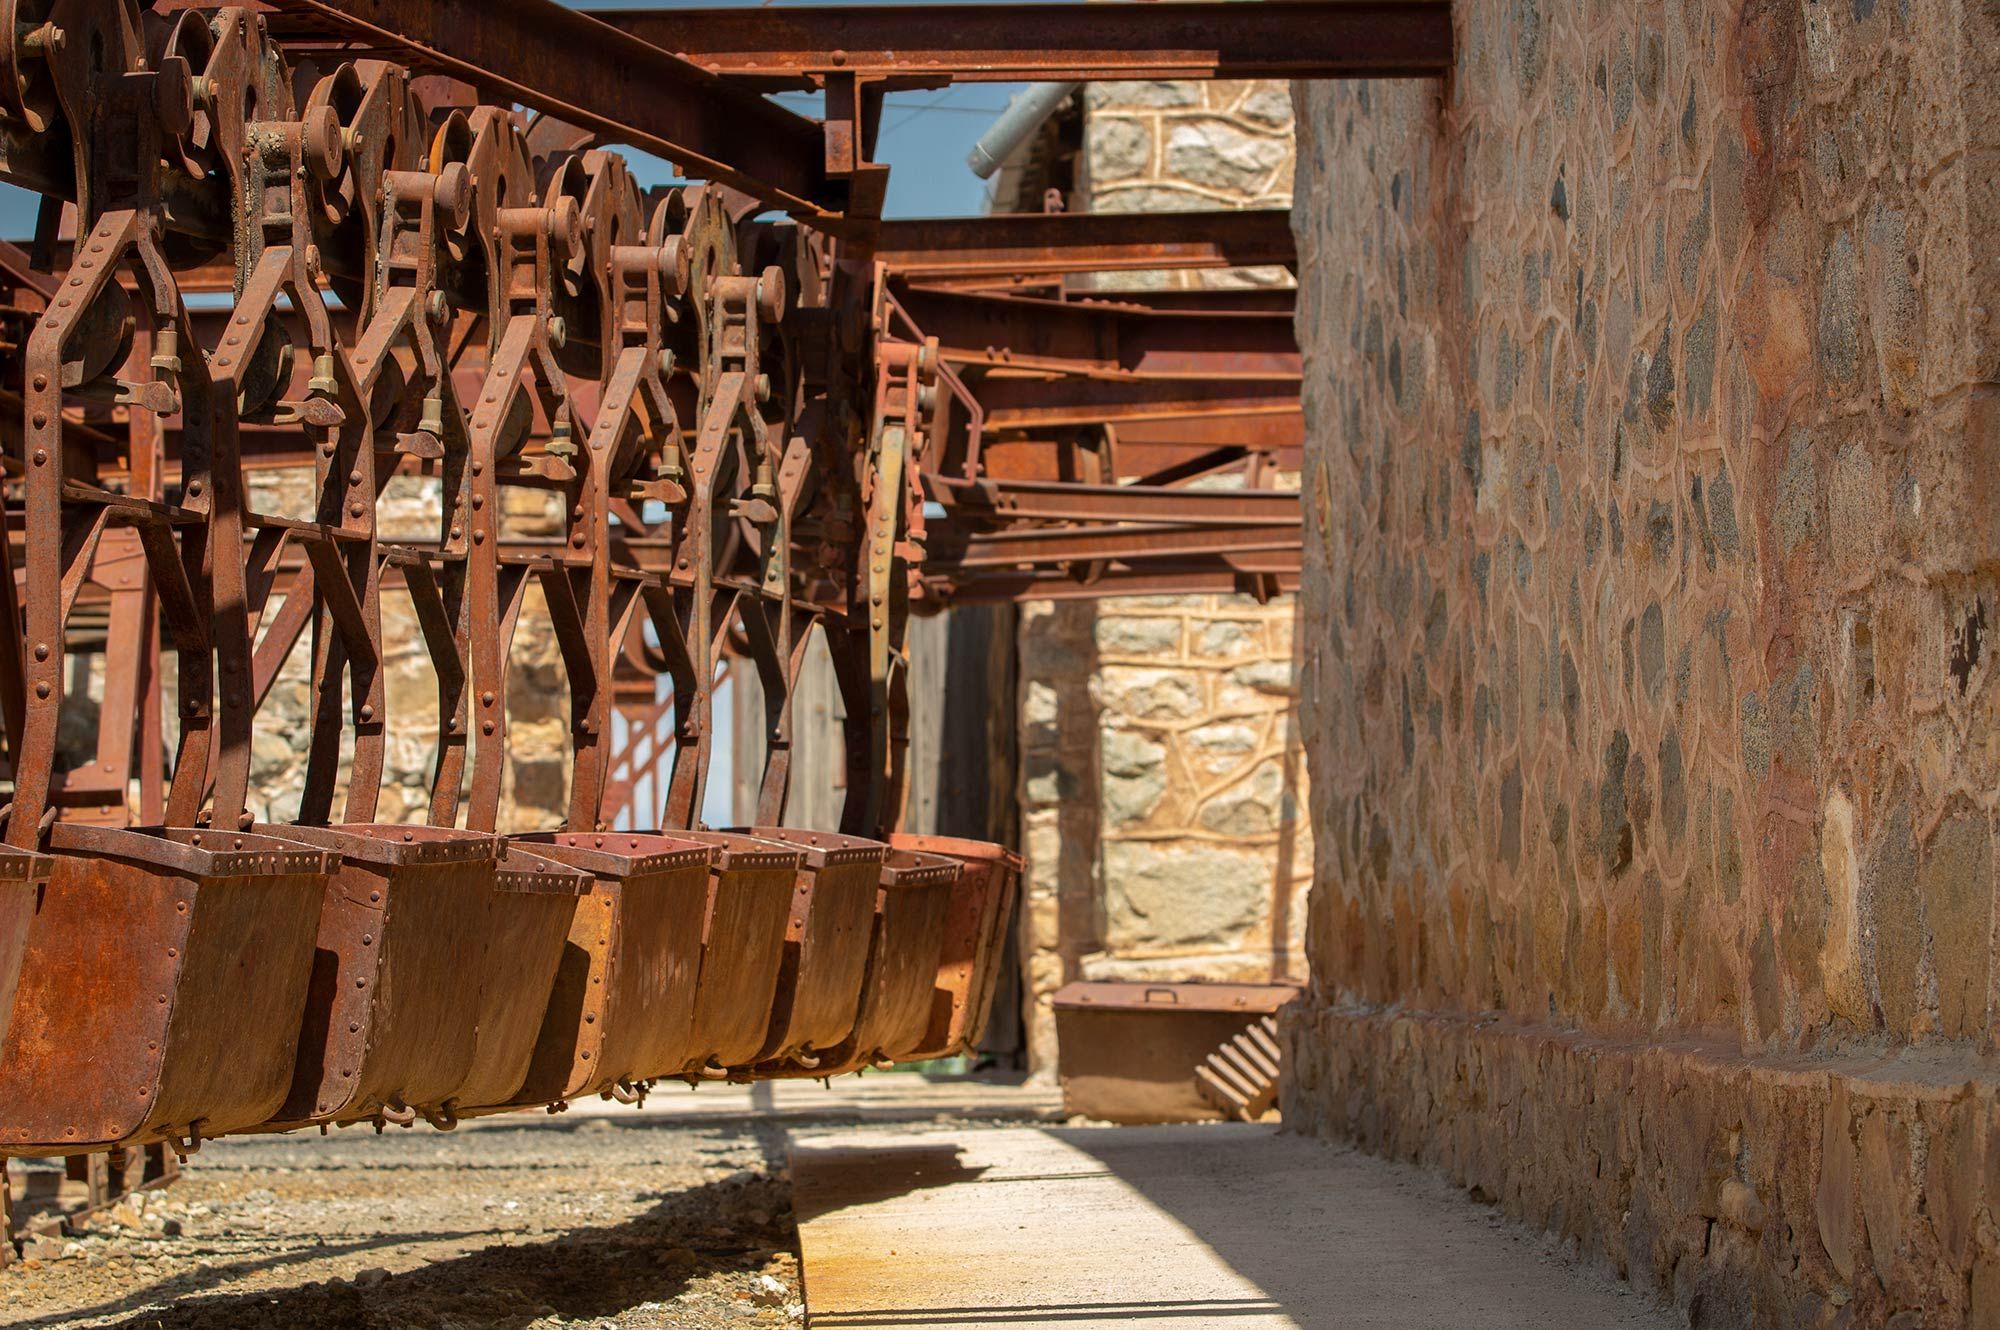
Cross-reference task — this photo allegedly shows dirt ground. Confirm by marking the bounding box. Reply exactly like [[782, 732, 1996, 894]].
[[2, 1101, 834, 1329]]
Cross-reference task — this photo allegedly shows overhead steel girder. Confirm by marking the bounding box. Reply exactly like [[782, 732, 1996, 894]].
[[927, 477, 1300, 526], [931, 567, 1301, 604], [874, 210, 1295, 279], [586, 1, 1452, 89], [894, 285, 1299, 378], [264, 0, 841, 217], [971, 373, 1300, 432], [930, 521, 1303, 569]]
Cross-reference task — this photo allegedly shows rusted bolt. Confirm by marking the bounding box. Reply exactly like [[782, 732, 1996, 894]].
[[19, 22, 63, 57]]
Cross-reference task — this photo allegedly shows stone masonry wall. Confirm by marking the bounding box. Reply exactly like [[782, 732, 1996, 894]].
[[1014, 81, 1309, 1075], [1283, 0, 2000, 1323]]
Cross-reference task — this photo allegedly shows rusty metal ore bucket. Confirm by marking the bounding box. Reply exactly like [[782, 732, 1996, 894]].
[[0, 826, 333, 1154], [450, 845, 593, 1114], [0, 845, 53, 1067], [259, 825, 502, 1131], [496, 833, 714, 1107], [888, 834, 1023, 1062], [736, 829, 887, 1069], [679, 832, 804, 1079], [776, 847, 961, 1078]]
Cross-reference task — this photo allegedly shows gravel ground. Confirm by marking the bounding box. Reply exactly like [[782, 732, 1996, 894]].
[[1, 1106, 817, 1329]]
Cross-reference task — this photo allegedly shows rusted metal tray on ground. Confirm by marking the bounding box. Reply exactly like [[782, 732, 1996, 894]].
[[738, 828, 887, 1069], [496, 832, 713, 1107], [1052, 980, 1299, 1124], [450, 845, 593, 1115], [679, 831, 805, 1079], [783, 847, 962, 1077], [0, 826, 333, 1154], [889, 834, 1022, 1062], [259, 824, 503, 1130]]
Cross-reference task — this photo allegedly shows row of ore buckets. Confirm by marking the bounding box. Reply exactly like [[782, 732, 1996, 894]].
[[0, 824, 1019, 1155]]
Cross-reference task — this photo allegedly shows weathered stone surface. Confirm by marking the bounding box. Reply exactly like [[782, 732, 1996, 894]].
[[1086, 116, 1151, 182], [1103, 841, 1270, 950], [1095, 615, 1183, 658], [1197, 758, 1288, 836], [1163, 120, 1291, 195], [1101, 730, 1168, 825], [1095, 666, 1207, 720], [1919, 811, 1993, 1039], [1286, 0, 2000, 1317]]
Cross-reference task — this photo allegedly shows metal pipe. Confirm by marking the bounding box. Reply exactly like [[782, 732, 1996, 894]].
[[966, 81, 1080, 179]]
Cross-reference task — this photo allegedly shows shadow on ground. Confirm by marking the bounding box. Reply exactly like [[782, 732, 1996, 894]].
[[16, 1169, 792, 1330]]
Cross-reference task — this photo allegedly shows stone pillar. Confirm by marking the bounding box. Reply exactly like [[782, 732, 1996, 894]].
[[1015, 80, 1309, 1078]]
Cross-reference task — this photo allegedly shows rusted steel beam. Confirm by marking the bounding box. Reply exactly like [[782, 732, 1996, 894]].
[[931, 565, 1301, 603], [973, 373, 1300, 432], [932, 522, 1302, 569], [264, 0, 841, 216], [896, 285, 1299, 377], [874, 210, 1295, 278], [940, 435, 1302, 485], [587, 1, 1452, 89], [928, 477, 1298, 527]]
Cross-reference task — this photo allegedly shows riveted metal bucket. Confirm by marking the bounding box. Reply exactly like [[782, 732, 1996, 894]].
[[736, 828, 887, 1069], [887, 834, 1022, 1062], [450, 845, 594, 1113], [0, 845, 53, 1068], [679, 831, 804, 1078], [259, 824, 502, 1130], [782, 847, 961, 1078], [0, 825, 333, 1154], [499, 833, 713, 1106]]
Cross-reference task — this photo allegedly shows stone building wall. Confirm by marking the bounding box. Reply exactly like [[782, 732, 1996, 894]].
[[1015, 81, 1310, 1074], [1283, 0, 2000, 1322]]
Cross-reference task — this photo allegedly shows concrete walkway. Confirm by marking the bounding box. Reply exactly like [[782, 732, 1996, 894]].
[[791, 1123, 1675, 1329]]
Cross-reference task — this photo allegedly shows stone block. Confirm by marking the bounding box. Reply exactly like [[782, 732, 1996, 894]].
[[1086, 116, 1151, 182], [1163, 120, 1290, 196], [1102, 841, 1270, 950], [1096, 666, 1207, 721], [1095, 615, 1184, 659]]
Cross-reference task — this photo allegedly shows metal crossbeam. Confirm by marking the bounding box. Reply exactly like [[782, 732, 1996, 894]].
[[588, 1, 1453, 88], [875, 210, 1295, 278]]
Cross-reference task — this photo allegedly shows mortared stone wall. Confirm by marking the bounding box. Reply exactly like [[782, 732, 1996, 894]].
[[1283, 0, 2000, 1321]]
